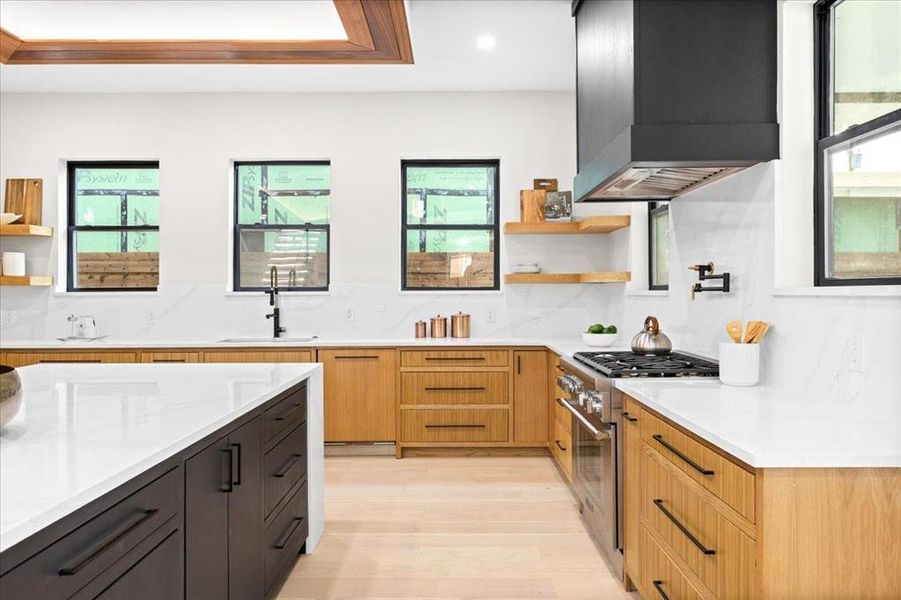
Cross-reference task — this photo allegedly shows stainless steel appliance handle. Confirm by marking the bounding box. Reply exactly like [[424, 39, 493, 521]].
[[556, 398, 610, 440]]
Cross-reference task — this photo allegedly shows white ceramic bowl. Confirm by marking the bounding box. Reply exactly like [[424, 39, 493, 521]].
[[0, 213, 22, 226], [582, 332, 619, 347]]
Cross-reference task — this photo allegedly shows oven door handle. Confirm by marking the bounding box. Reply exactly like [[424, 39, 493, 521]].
[[557, 398, 610, 440]]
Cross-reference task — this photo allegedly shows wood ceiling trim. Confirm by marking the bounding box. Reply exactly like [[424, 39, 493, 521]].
[[0, 0, 412, 65]]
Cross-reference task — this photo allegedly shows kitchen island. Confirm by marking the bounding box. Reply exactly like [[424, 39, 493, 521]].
[[0, 362, 324, 599]]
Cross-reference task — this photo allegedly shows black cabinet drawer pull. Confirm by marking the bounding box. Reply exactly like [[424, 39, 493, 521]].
[[221, 449, 234, 492], [424, 357, 485, 361], [424, 424, 486, 429], [554, 440, 567, 452], [274, 453, 304, 478], [424, 386, 486, 392], [231, 443, 242, 486], [334, 355, 379, 360], [652, 434, 714, 475], [39, 359, 102, 363], [274, 403, 303, 422], [623, 411, 638, 422], [151, 358, 187, 362], [274, 517, 305, 549], [58, 508, 158, 576], [653, 499, 716, 555], [652, 580, 670, 600]]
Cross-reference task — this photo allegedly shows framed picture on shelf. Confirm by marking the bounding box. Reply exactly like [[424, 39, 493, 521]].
[[544, 191, 572, 222]]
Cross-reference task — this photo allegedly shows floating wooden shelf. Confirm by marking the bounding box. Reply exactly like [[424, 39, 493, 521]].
[[0, 275, 53, 286], [504, 272, 631, 284], [0, 224, 53, 237], [503, 215, 630, 235]]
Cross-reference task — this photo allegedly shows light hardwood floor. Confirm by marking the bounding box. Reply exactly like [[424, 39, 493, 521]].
[[278, 455, 638, 599]]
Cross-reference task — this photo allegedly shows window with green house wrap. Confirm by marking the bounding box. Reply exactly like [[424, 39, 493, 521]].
[[401, 160, 500, 290], [67, 162, 160, 291], [234, 161, 330, 291]]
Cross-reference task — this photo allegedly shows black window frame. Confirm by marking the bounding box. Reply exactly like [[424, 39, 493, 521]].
[[232, 160, 331, 293], [400, 159, 501, 291], [813, 0, 901, 287], [66, 161, 160, 292], [648, 201, 670, 291]]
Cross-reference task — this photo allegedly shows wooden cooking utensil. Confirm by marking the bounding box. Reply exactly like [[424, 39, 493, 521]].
[[746, 321, 770, 343], [726, 320, 743, 344], [744, 321, 761, 343]]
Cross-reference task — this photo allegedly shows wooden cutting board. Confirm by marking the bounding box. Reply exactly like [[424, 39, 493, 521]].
[[519, 189, 546, 223], [4, 178, 43, 225]]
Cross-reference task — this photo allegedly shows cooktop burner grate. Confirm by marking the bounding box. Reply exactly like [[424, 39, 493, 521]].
[[573, 351, 719, 378]]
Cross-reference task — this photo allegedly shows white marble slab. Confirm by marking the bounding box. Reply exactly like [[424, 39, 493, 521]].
[[0, 362, 324, 553], [615, 379, 901, 468]]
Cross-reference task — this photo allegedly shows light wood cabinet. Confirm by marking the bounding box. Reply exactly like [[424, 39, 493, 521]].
[[401, 371, 507, 406], [1, 351, 137, 367], [547, 354, 572, 481], [400, 349, 509, 368], [622, 395, 642, 590], [141, 351, 200, 363], [319, 348, 395, 442], [401, 408, 509, 443], [513, 350, 548, 443], [639, 525, 705, 600], [201, 349, 312, 363]]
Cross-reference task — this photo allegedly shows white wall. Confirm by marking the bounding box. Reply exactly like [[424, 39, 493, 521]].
[[0, 91, 625, 340]]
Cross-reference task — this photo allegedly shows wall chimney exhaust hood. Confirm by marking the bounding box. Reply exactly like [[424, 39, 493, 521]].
[[572, 0, 780, 202]]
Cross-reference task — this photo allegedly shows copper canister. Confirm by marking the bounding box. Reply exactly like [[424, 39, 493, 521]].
[[414, 320, 427, 338], [430, 315, 448, 338], [451, 312, 471, 338]]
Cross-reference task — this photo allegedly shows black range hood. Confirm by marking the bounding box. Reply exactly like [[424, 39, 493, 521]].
[[572, 0, 780, 202]]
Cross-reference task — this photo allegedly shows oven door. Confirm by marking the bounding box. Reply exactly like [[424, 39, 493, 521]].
[[565, 401, 620, 571]]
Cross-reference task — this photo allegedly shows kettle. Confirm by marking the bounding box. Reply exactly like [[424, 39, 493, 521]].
[[630, 316, 672, 355]]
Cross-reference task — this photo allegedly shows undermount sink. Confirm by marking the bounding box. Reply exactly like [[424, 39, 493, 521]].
[[217, 336, 318, 343]]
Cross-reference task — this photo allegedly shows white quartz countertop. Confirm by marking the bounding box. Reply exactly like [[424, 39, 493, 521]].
[[614, 379, 901, 469], [0, 335, 593, 356], [0, 362, 320, 553]]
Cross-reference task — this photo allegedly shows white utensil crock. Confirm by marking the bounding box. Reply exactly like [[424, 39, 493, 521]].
[[719, 342, 760, 387], [1, 252, 26, 277]]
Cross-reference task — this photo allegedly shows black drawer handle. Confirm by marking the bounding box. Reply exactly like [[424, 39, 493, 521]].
[[231, 443, 242, 486], [424, 357, 485, 361], [652, 434, 714, 475], [334, 355, 379, 360], [274, 517, 305, 549], [151, 359, 187, 363], [652, 580, 670, 600], [274, 453, 304, 478], [424, 424, 486, 429], [653, 499, 716, 555], [58, 509, 158, 576], [274, 403, 303, 422], [623, 411, 638, 422], [554, 440, 567, 452], [424, 386, 486, 392], [222, 448, 234, 492]]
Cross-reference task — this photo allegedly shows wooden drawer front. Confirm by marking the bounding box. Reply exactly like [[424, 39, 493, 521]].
[[641, 409, 755, 522], [401, 372, 508, 405], [640, 525, 705, 600], [554, 400, 572, 433], [3, 352, 137, 367], [263, 386, 307, 445], [264, 481, 308, 596], [140, 351, 200, 363], [400, 349, 509, 368], [401, 409, 509, 442], [641, 448, 755, 599], [0, 467, 180, 599], [202, 350, 312, 363], [264, 422, 308, 520], [623, 395, 643, 426], [551, 418, 572, 478]]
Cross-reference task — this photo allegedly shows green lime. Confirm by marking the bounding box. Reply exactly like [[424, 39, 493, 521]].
[[588, 324, 605, 334], [604, 325, 617, 334]]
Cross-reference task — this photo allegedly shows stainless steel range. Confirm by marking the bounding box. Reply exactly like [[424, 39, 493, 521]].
[[556, 351, 719, 577]]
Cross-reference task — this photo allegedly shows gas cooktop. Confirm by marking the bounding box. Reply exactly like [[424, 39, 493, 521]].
[[573, 351, 719, 378]]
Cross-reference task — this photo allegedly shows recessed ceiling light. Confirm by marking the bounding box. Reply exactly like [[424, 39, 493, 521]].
[[476, 34, 496, 51]]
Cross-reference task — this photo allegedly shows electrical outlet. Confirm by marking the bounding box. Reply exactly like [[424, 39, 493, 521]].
[[0, 310, 16, 327], [146, 310, 156, 326], [487, 309, 496, 323], [345, 309, 355, 322], [848, 335, 864, 373]]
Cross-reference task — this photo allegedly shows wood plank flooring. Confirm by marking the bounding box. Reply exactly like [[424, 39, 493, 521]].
[[278, 455, 638, 599]]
